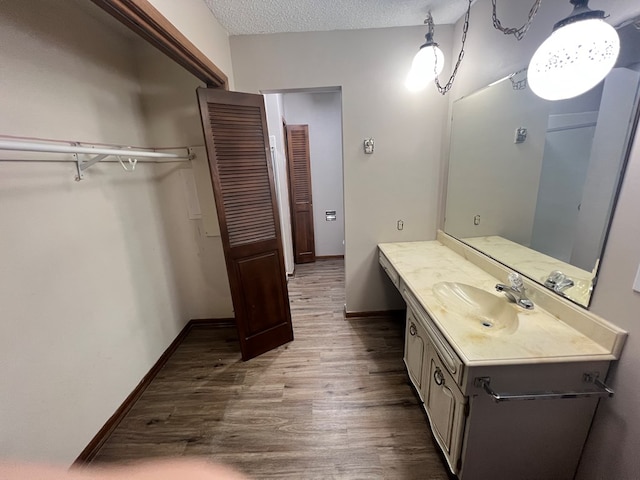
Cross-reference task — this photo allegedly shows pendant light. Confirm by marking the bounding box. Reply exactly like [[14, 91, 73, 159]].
[[406, 0, 471, 95], [528, 0, 620, 101], [405, 13, 445, 92]]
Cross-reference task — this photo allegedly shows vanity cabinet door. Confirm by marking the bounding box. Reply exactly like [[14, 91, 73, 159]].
[[424, 347, 467, 474], [404, 309, 427, 399]]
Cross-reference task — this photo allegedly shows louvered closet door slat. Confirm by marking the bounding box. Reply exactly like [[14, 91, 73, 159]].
[[289, 128, 311, 204], [208, 102, 276, 247]]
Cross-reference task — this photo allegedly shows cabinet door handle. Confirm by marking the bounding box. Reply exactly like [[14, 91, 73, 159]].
[[434, 367, 445, 386], [409, 323, 417, 336]]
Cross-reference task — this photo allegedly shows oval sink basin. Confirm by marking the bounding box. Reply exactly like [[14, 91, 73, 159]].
[[432, 282, 519, 334]]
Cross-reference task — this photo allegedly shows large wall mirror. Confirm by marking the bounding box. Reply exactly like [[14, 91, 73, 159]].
[[444, 20, 640, 308]]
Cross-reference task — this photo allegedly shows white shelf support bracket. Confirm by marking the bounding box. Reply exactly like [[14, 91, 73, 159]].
[[75, 153, 109, 181]]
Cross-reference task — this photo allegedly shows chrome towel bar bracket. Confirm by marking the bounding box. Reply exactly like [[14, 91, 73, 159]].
[[474, 373, 614, 403]]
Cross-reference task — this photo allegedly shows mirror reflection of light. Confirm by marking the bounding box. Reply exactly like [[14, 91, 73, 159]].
[[528, 18, 620, 101], [405, 45, 445, 92]]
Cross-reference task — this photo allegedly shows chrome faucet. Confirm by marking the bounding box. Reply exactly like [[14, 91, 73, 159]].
[[544, 270, 575, 294], [496, 273, 534, 310]]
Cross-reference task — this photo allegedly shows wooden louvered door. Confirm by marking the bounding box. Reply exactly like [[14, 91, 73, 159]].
[[197, 88, 293, 360], [285, 125, 316, 264]]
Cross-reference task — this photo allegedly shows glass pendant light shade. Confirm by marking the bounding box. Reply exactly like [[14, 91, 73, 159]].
[[405, 45, 445, 92], [528, 10, 620, 101]]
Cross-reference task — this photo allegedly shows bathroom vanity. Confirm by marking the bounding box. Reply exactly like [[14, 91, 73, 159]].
[[379, 232, 627, 480]]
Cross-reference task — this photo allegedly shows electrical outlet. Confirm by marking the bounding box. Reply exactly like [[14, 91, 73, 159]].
[[364, 138, 374, 154]]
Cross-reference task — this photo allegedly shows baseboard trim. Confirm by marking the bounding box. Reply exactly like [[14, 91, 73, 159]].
[[343, 307, 405, 319], [73, 317, 235, 465], [316, 255, 345, 260], [189, 317, 236, 328]]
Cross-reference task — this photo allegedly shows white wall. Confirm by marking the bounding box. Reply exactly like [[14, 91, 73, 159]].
[[0, 0, 234, 464], [230, 26, 453, 313], [447, 1, 640, 478], [283, 91, 345, 257], [264, 93, 295, 275]]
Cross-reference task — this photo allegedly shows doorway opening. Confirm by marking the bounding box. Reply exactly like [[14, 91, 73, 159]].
[[263, 87, 345, 277]]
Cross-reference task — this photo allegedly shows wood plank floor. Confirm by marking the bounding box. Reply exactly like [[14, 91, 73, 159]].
[[91, 259, 450, 479]]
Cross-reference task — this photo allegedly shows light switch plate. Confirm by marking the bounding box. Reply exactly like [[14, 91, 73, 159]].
[[633, 263, 640, 293]]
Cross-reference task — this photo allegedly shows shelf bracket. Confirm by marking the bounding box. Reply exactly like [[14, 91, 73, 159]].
[[75, 153, 109, 181]]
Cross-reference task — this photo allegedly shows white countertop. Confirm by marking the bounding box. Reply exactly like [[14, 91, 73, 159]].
[[379, 240, 620, 366]]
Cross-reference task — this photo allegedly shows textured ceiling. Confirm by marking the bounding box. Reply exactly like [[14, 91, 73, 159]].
[[202, 0, 473, 35]]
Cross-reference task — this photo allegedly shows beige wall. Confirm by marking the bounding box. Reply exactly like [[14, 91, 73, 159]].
[[447, 1, 640, 478], [230, 26, 453, 313], [134, 40, 233, 319], [0, 0, 233, 463], [581, 126, 640, 479], [147, 0, 235, 89], [0, 0, 146, 144], [445, 79, 549, 245], [282, 91, 345, 257]]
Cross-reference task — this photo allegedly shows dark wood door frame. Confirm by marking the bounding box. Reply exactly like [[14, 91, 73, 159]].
[[90, 0, 228, 88]]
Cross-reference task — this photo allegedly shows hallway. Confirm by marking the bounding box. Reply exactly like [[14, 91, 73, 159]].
[[91, 259, 449, 479]]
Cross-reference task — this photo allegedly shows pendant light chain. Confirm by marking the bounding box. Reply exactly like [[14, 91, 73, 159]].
[[492, 0, 542, 40], [434, 0, 471, 95]]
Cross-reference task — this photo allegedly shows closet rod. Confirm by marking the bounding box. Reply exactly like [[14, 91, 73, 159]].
[[0, 139, 189, 159], [0, 139, 194, 180]]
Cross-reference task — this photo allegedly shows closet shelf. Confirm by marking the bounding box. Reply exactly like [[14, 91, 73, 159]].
[[0, 139, 194, 181]]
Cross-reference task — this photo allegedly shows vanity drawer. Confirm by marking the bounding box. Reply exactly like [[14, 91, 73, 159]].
[[379, 251, 400, 288], [403, 287, 464, 385]]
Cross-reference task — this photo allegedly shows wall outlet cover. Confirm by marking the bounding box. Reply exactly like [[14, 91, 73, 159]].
[[364, 138, 374, 154], [633, 263, 640, 293]]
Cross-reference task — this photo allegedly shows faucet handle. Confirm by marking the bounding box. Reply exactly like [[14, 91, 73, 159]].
[[545, 270, 564, 288], [547, 270, 564, 282], [508, 272, 524, 289], [544, 270, 574, 293]]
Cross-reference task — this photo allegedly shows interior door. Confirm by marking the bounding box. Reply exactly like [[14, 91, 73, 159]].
[[197, 88, 294, 360], [285, 124, 316, 264]]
